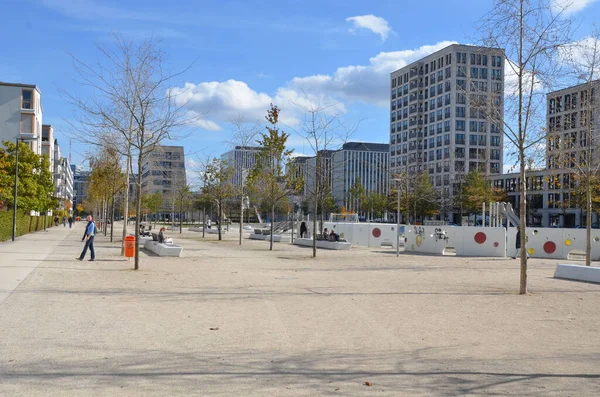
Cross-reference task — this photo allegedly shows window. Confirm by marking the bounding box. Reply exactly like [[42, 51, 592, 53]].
[[457, 66, 467, 77], [22, 89, 33, 109], [480, 68, 488, 79], [456, 106, 466, 117], [456, 92, 466, 104], [478, 135, 486, 146], [457, 52, 467, 64], [469, 134, 478, 145], [444, 107, 451, 119], [457, 79, 466, 91], [455, 133, 465, 145], [456, 120, 465, 131], [491, 136, 500, 146], [444, 93, 451, 106], [445, 67, 451, 79], [469, 121, 478, 132], [470, 67, 479, 78], [445, 81, 451, 92], [444, 120, 451, 132], [444, 134, 450, 145], [469, 148, 478, 159], [456, 148, 465, 159]]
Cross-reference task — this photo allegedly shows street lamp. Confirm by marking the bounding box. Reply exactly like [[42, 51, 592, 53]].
[[239, 169, 248, 245], [12, 133, 39, 241]]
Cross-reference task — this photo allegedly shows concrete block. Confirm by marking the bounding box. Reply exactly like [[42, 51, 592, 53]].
[[554, 264, 600, 284]]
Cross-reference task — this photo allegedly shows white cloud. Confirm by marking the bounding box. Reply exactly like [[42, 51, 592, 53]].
[[551, 0, 598, 15], [345, 15, 392, 41], [559, 36, 600, 79], [171, 41, 457, 131]]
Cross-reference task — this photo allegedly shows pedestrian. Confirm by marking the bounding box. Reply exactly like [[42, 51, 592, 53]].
[[206, 219, 212, 229], [512, 226, 529, 260], [77, 215, 96, 262], [62, 215, 67, 227], [68, 216, 73, 229], [54, 216, 59, 226], [300, 221, 307, 238]]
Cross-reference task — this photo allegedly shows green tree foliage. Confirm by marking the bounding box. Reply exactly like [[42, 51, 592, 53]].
[[248, 104, 302, 250], [203, 158, 235, 241], [142, 192, 163, 223], [457, 171, 507, 215], [362, 191, 388, 220], [347, 178, 366, 214], [0, 141, 57, 213], [401, 172, 439, 222]]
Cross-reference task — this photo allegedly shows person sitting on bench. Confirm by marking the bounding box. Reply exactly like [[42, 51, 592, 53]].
[[329, 229, 340, 242], [158, 227, 173, 244]]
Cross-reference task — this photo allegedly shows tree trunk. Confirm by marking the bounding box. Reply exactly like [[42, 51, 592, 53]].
[[202, 207, 205, 238], [110, 195, 114, 242], [269, 204, 274, 251], [586, 179, 592, 266], [312, 196, 318, 257], [134, 154, 143, 270], [217, 199, 222, 241]]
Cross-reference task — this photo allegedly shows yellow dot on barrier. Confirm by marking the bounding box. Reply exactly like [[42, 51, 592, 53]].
[[528, 248, 535, 255], [416, 235, 423, 247], [565, 239, 572, 246]]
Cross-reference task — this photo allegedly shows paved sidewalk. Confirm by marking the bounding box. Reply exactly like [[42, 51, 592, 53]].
[[0, 222, 80, 304]]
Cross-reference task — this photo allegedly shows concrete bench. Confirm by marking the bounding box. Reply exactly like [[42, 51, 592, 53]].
[[554, 264, 600, 284], [188, 227, 203, 232], [144, 240, 183, 257], [137, 235, 153, 248], [249, 233, 282, 242], [293, 238, 352, 250]]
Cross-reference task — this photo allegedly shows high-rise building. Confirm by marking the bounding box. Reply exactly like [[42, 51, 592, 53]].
[[221, 146, 262, 188], [389, 44, 505, 221], [141, 145, 186, 211], [41, 125, 55, 171], [0, 82, 43, 154], [53, 140, 73, 208], [71, 164, 91, 210], [332, 142, 390, 210]]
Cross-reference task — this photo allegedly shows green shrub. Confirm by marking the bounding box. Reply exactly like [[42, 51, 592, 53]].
[[0, 211, 55, 242]]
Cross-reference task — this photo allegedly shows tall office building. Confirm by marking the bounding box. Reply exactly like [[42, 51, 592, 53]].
[[71, 164, 91, 210], [389, 44, 505, 221], [221, 146, 262, 188], [141, 145, 186, 211], [332, 142, 390, 210]]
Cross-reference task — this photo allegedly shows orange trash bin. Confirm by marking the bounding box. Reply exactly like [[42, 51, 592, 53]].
[[124, 235, 136, 257]]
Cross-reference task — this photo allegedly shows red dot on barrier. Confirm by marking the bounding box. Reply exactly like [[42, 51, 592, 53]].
[[474, 232, 487, 244], [543, 241, 556, 254], [372, 228, 381, 238]]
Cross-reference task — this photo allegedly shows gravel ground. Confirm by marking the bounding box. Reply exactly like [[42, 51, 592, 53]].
[[1, 223, 599, 396]]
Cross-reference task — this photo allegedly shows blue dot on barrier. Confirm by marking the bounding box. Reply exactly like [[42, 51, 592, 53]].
[[399, 226, 405, 234]]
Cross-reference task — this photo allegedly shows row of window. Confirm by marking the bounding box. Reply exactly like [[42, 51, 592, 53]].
[[548, 89, 597, 114], [548, 131, 592, 151]]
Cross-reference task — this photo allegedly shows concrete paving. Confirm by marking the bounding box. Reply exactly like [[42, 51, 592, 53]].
[[1, 223, 599, 396]]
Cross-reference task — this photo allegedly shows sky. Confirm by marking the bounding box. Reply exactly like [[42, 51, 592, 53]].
[[1, 0, 599, 181]]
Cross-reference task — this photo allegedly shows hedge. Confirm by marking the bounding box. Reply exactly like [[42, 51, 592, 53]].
[[0, 211, 55, 242]]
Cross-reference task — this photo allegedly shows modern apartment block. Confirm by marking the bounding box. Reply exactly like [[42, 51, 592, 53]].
[[53, 140, 74, 208], [331, 142, 390, 210], [0, 82, 43, 154], [389, 44, 505, 221], [221, 146, 262, 188], [71, 164, 91, 210], [41, 125, 55, 171], [141, 145, 186, 210]]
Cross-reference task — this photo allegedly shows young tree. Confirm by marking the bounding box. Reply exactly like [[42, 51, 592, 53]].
[[141, 192, 163, 224], [66, 35, 198, 270], [202, 158, 235, 241], [458, 171, 508, 217], [478, 0, 573, 293], [248, 104, 302, 250], [347, 178, 366, 215]]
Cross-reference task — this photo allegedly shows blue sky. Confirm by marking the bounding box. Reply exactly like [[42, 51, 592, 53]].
[[1, 0, 599, 177]]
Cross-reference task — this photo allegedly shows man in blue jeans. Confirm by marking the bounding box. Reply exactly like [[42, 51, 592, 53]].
[[77, 215, 96, 261]]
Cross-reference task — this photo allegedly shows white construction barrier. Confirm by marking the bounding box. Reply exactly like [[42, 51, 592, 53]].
[[519, 227, 600, 260], [404, 226, 506, 257], [323, 222, 406, 249], [554, 264, 600, 283]]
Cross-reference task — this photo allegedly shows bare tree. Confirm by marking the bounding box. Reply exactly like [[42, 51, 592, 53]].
[[291, 97, 356, 257], [64, 35, 199, 270], [563, 25, 600, 266], [478, 0, 573, 294]]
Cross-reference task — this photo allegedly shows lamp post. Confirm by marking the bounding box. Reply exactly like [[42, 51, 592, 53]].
[[12, 134, 38, 242]]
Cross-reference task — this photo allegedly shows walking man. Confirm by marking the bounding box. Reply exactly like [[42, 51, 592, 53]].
[[77, 215, 96, 261], [68, 216, 73, 229]]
